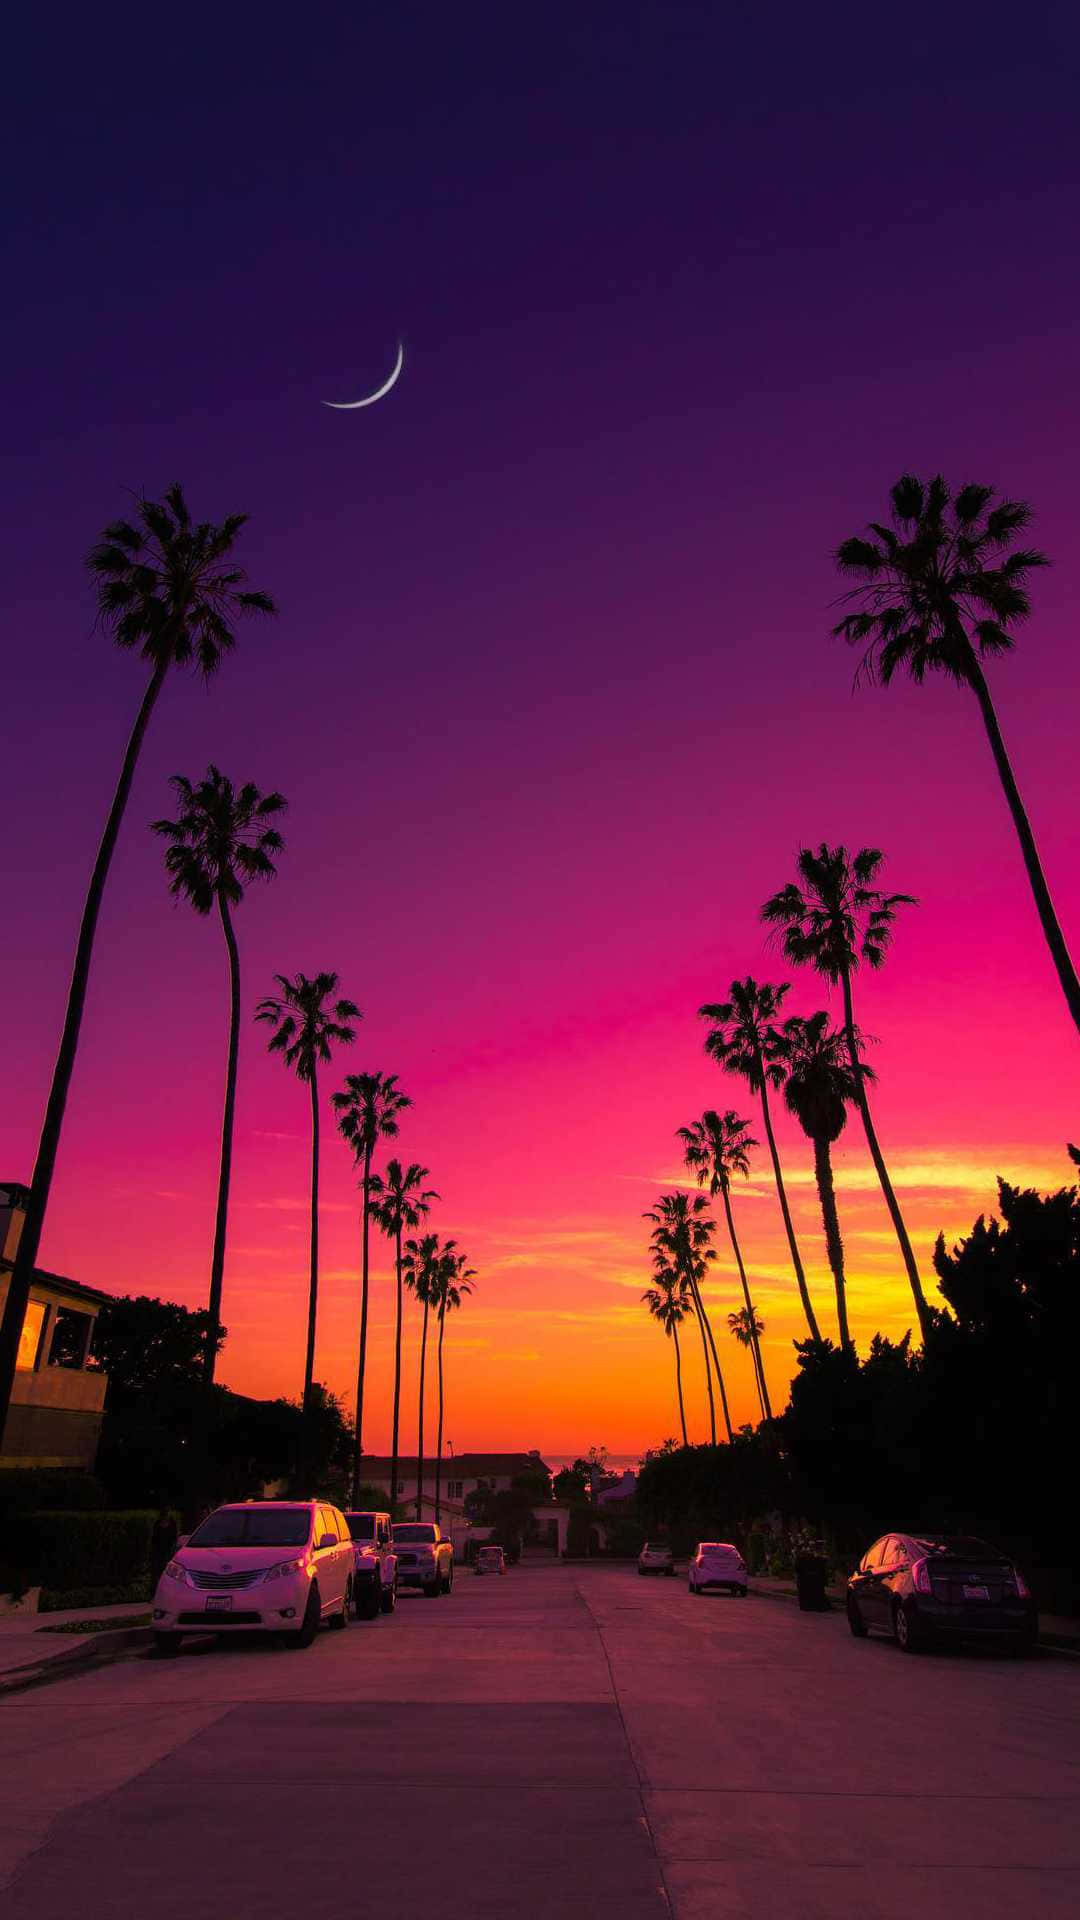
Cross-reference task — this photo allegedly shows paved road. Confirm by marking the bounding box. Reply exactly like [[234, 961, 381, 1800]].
[[2, 1562, 1077, 1918]]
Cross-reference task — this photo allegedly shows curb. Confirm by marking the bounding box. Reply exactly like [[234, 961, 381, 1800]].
[[0, 1625, 154, 1696], [747, 1579, 1080, 1656]]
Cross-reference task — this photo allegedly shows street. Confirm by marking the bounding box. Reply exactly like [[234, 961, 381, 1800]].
[[1, 1561, 1078, 1918]]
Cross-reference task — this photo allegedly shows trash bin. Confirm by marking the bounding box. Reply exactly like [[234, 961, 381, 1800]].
[[795, 1552, 829, 1612]]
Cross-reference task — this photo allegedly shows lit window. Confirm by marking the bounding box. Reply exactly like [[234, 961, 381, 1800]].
[[17, 1301, 46, 1371]]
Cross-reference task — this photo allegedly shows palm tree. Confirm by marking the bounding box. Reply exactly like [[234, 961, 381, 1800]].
[[700, 979, 824, 1345], [762, 845, 931, 1340], [152, 767, 285, 1388], [369, 1159, 438, 1514], [677, 1110, 772, 1421], [256, 973, 359, 1427], [433, 1247, 475, 1522], [644, 1193, 733, 1444], [642, 1264, 692, 1445], [780, 1012, 868, 1353], [834, 475, 1077, 1031], [332, 1074, 411, 1502], [0, 487, 274, 1437], [402, 1232, 450, 1517], [728, 1304, 765, 1361]]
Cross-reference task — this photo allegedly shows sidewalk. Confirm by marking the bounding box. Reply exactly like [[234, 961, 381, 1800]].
[[748, 1573, 1080, 1651], [0, 1601, 152, 1688]]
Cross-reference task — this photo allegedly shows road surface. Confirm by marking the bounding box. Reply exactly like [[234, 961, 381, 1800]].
[[1, 1561, 1077, 1917]]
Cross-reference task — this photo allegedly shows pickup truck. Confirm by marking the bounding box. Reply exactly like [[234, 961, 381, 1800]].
[[343, 1510, 398, 1618], [392, 1521, 454, 1597]]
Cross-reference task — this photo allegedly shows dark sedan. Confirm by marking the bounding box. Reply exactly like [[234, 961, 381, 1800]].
[[846, 1532, 1037, 1654]]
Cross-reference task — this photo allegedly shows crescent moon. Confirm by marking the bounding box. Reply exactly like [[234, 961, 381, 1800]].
[[322, 341, 405, 410]]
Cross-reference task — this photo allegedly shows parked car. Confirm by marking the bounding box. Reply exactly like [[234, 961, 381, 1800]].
[[689, 1542, 748, 1596], [392, 1521, 454, 1596], [846, 1532, 1037, 1654], [343, 1509, 398, 1618], [475, 1544, 507, 1575], [638, 1542, 675, 1576], [152, 1500, 354, 1654]]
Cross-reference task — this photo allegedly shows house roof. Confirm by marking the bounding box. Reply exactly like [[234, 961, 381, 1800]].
[[357, 1452, 551, 1478], [0, 1258, 111, 1309]]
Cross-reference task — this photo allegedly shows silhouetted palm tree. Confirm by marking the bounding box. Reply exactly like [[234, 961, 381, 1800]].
[[370, 1160, 438, 1514], [762, 845, 931, 1340], [644, 1194, 733, 1444], [677, 1110, 772, 1421], [728, 1305, 765, 1364], [643, 1264, 692, 1445], [0, 487, 274, 1436], [402, 1231, 451, 1518], [332, 1074, 411, 1502], [433, 1248, 475, 1522], [700, 980, 823, 1345], [256, 973, 359, 1423], [152, 767, 285, 1387], [834, 476, 1077, 1030], [780, 1012, 868, 1353]]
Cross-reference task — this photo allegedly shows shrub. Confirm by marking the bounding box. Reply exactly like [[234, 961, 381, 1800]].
[[0, 1469, 106, 1514], [5, 1510, 158, 1602]]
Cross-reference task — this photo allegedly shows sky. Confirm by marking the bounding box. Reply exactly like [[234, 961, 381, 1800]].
[[3, 4, 1079, 1459]]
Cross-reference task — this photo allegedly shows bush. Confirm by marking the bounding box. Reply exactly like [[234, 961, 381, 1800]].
[[39, 1584, 149, 1612], [5, 1510, 158, 1602], [0, 1469, 106, 1514]]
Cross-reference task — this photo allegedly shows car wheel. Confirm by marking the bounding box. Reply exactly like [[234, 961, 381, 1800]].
[[380, 1579, 397, 1614], [153, 1632, 181, 1658], [892, 1600, 924, 1653], [330, 1580, 351, 1630], [424, 1578, 440, 1598], [286, 1583, 321, 1648], [666, 1567, 675, 1578], [442, 1566, 454, 1594], [846, 1596, 868, 1638], [738, 1586, 748, 1598], [358, 1578, 381, 1621]]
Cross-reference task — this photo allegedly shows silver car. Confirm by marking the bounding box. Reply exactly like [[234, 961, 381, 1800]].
[[638, 1542, 675, 1577]]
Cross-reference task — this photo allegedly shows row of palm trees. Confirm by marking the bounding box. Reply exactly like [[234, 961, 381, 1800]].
[[0, 486, 475, 1511], [643, 841, 936, 1438]]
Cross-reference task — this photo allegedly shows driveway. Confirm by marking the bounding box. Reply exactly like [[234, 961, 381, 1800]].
[[1, 1561, 1076, 1917]]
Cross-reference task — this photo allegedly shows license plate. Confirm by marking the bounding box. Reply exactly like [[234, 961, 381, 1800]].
[[962, 1584, 989, 1601], [205, 1595, 233, 1612]]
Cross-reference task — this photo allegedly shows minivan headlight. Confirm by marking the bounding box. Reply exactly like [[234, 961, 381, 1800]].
[[163, 1560, 192, 1586], [261, 1556, 310, 1583]]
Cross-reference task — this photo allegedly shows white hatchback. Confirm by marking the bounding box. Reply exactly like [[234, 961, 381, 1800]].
[[152, 1500, 354, 1654], [689, 1541, 748, 1596]]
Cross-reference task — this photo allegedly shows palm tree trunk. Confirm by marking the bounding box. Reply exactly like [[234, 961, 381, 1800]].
[[435, 1300, 446, 1523], [415, 1298, 430, 1519], [684, 1264, 717, 1444], [840, 969, 932, 1341], [304, 1064, 320, 1419], [691, 1269, 735, 1444], [350, 1145, 373, 1507], [0, 661, 169, 1443], [967, 655, 1080, 1033], [757, 1068, 823, 1345], [206, 890, 241, 1385], [671, 1322, 688, 1447], [812, 1134, 853, 1353], [390, 1224, 404, 1516], [718, 1182, 772, 1419]]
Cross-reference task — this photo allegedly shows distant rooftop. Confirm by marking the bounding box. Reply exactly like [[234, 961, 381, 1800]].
[[358, 1451, 551, 1478]]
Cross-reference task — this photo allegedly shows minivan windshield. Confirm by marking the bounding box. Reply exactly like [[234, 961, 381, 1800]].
[[394, 1524, 437, 1543], [188, 1507, 311, 1549], [345, 1515, 375, 1542]]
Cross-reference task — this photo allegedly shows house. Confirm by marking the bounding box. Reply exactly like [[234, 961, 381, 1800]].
[[354, 1450, 570, 1554], [597, 1469, 638, 1506], [0, 1182, 109, 1469]]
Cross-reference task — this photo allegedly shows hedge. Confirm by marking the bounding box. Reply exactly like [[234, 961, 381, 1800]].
[[1, 1509, 163, 1604]]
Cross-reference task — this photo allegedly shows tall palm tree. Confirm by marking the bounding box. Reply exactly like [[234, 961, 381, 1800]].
[[256, 973, 359, 1426], [780, 1012, 868, 1353], [402, 1232, 451, 1517], [762, 845, 932, 1340], [834, 475, 1077, 1031], [700, 979, 824, 1345], [0, 487, 274, 1437], [369, 1159, 438, 1514], [332, 1074, 411, 1502], [728, 1304, 765, 1361], [644, 1194, 733, 1444], [152, 767, 286, 1388], [642, 1264, 692, 1445], [433, 1247, 475, 1523], [677, 1110, 772, 1420]]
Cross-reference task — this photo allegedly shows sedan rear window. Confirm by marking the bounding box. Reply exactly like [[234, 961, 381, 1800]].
[[188, 1507, 311, 1548]]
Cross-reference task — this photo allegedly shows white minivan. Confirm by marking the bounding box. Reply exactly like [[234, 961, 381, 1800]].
[[152, 1500, 354, 1654]]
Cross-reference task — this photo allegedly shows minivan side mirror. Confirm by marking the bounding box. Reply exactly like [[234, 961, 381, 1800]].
[[318, 1531, 337, 1549]]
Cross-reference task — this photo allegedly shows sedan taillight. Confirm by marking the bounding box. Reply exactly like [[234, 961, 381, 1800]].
[[1011, 1567, 1031, 1598], [911, 1557, 932, 1595]]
